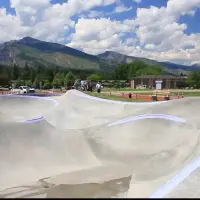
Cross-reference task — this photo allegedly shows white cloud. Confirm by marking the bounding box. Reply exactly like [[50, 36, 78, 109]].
[[67, 18, 132, 54], [68, 0, 200, 64], [0, 0, 118, 43], [133, 0, 142, 4], [70, 18, 132, 42], [124, 38, 137, 46], [115, 4, 132, 13], [126, 0, 200, 64], [1, 0, 200, 65], [145, 44, 156, 50], [166, 0, 200, 17], [0, 8, 29, 42], [87, 11, 105, 18], [69, 34, 123, 54], [10, 0, 50, 7]]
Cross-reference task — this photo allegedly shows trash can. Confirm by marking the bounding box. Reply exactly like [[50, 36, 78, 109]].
[[97, 88, 101, 93], [129, 93, 132, 99], [164, 96, 170, 101], [152, 95, 158, 101]]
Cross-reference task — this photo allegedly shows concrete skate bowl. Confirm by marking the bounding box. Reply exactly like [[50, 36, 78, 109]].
[[43, 90, 167, 130], [0, 95, 58, 122], [1, 90, 200, 198]]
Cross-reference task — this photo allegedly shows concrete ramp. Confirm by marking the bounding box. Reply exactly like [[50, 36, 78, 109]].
[[0, 119, 103, 191], [0, 95, 57, 121], [0, 90, 200, 198], [44, 90, 165, 129]]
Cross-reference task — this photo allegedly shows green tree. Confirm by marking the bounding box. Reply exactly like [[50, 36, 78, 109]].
[[87, 73, 102, 81], [16, 77, 25, 87], [35, 64, 46, 80], [12, 64, 20, 80], [64, 71, 75, 87], [0, 65, 10, 86], [52, 73, 63, 88], [78, 71, 88, 80], [22, 62, 31, 80], [60, 73, 65, 86], [25, 80, 33, 87], [115, 64, 129, 80], [114, 80, 121, 90], [187, 71, 200, 88], [45, 68, 55, 82], [42, 80, 52, 89], [0, 73, 9, 86], [137, 65, 163, 76], [34, 75, 42, 89], [102, 72, 114, 80], [115, 61, 163, 80], [29, 67, 36, 83]]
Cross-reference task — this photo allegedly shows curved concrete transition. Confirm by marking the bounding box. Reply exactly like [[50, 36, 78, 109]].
[[0, 90, 200, 198]]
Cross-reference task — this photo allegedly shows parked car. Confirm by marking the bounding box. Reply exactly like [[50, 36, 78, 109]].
[[19, 86, 30, 93], [11, 86, 36, 94], [29, 87, 35, 93]]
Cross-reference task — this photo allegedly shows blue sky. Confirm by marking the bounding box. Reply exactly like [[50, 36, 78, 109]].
[[0, 0, 200, 65]]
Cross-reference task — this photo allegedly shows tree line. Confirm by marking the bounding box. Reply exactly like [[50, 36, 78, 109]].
[[0, 62, 103, 89], [187, 71, 200, 89], [0, 60, 200, 89]]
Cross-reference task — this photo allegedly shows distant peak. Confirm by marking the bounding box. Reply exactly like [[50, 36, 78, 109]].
[[192, 62, 200, 67], [99, 51, 129, 59], [21, 36, 38, 40], [99, 51, 122, 56], [105, 51, 118, 54], [19, 36, 40, 44]]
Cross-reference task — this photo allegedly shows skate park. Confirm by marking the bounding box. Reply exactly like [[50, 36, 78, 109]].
[[0, 89, 200, 198]]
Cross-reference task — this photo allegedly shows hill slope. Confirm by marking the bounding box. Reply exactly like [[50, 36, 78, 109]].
[[98, 51, 199, 75], [0, 37, 198, 75], [192, 63, 200, 67], [0, 37, 115, 72]]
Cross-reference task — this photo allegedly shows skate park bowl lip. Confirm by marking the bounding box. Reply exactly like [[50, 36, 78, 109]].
[[12, 90, 186, 124], [0, 90, 167, 124], [0, 94, 60, 105], [108, 113, 186, 126], [0, 94, 59, 123], [19, 113, 187, 125], [17, 116, 45, 123], [17, 93, 63, 97], [1, 90, 186, 125]]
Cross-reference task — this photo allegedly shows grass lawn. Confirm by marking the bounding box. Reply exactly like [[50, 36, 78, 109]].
[[85, 89, 200, 103], [103, 87, 152, 92], [174, 91, 200, 97], [103, 87, 200, 97], [86, 92, 200, 104], [85, 91, 147, 102]]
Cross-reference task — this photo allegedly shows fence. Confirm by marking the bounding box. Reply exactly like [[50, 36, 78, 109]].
[[0, 89, 184, 101], [120, 91, 184, 101], [0, 89, 66, 95], [0, 90, 21, 95]]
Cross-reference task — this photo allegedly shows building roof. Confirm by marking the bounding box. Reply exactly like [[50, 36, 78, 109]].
[[135, 75, 186, 79]]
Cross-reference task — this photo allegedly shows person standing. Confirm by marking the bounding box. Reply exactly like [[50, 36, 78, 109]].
[[96, 82, 101, 93]]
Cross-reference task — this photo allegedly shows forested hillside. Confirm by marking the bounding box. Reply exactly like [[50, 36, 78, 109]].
[[0, 60, 163, 88]]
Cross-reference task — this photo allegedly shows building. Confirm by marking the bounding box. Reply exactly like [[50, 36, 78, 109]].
[[130, 75, 187, 89], [100, 80, 129, 88]]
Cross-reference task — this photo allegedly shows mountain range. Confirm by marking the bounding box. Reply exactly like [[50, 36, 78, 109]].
[[192, 63, 200, 67], [98, 51, 200, 75], [0, 36, 199, 75]]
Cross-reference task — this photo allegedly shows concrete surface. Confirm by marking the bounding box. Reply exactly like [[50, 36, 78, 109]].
[[0, 90, 200, 198], [166, 167, 200, 198]]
